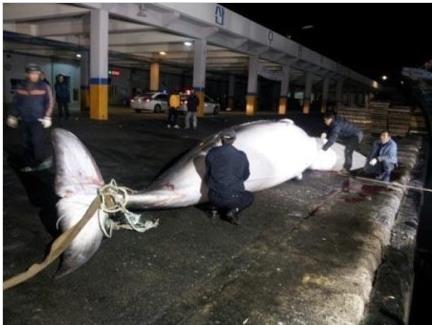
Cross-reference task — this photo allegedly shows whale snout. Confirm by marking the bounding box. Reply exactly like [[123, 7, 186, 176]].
[[309, 138, 366, 171]]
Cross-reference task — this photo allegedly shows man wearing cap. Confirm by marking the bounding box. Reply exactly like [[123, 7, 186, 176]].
[[6, 63, 54, 171], [205, 129, 254, 225]]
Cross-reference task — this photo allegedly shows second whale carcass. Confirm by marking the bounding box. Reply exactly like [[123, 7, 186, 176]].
[[53, 119, 366, 276]]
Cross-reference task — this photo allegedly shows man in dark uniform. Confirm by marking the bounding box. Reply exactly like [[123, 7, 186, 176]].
[[206, 129, 254, 225], [321, 112, 363, 173], [6, 63, 54, 172], [54, 74, 71, 120]]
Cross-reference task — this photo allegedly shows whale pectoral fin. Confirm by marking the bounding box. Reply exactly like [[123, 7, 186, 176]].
[[52, 129, 106, 277]]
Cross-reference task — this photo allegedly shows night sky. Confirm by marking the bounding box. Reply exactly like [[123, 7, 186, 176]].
[[223, 3, 432, 82]]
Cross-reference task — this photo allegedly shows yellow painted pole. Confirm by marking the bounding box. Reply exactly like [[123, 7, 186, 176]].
[[278, 96, 287, 115], [246, 94, 257, 116]]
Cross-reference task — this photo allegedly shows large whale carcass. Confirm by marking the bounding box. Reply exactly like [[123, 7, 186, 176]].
[[53, 119, 366, 277]]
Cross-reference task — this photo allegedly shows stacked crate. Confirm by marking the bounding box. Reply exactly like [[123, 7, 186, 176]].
[[387, 106, 411, 137], [336, 106, 372, 132], [368, 101, 389, 134], [336, 102, 425, 137], [409, 107, 428, 134]]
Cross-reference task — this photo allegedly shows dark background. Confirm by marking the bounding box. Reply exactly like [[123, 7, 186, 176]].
[[223, 3, 432, 81]]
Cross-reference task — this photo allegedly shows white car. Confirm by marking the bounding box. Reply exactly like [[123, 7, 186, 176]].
[[130, 92, 168, 113], [179, 94, 220, 115]]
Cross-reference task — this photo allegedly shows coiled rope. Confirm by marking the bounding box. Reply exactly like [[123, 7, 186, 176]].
[[98, 179, 159, 238]]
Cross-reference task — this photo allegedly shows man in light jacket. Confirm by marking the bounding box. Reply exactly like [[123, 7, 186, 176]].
[[367, 131, 398, 182]]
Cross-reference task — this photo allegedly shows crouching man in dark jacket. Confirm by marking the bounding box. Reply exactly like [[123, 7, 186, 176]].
[[367, 131, 398, 182], [6, 63, 53, 172], [321, 112, 364, 173], [205, 129, 254, 225]]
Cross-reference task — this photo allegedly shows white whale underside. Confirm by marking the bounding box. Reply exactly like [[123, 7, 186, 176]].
[[53, 119, 366, 276]]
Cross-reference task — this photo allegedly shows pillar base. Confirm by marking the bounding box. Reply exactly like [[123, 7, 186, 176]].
[[278, 96, 288, 115], [227, 96, 235, 110], [196, 90, 205, 117], [90, 83, 108, 120], [320, 101, 327, 114], [80, 86, 90, 111], [303, 98, 311, 114], [246, 94, 257, 116]]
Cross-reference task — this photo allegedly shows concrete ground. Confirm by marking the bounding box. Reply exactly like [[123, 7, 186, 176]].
[[3, 107, 422, 324]]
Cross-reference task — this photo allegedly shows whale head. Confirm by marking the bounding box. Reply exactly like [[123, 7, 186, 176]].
[[309, 137, 366, 171]]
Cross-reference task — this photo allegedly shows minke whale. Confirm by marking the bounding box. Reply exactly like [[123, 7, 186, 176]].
[[53, 119, 366, 277]]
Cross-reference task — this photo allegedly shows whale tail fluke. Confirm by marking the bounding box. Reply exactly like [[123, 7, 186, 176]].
[[52, 128, 107, 277]]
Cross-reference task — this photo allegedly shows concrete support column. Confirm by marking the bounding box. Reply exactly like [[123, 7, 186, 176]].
[[336, 79, 344, 108], [347, 92, 352, 106], [321, 77, 330, 113], [193, 39, 207, 117], [356, 92, 363, 106], [80, 50, 90, 111], [303, 71, 313, 114], [150, 62, 160, 92], [365, 92, 370, 108], [246, 55, 259, 116], [90, 8, 109, 120], [358, 92, 365, 106], [278, 65, 290, 115], [228, 74, 235, 110]]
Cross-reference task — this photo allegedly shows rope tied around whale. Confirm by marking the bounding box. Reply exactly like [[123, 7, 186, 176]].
[[98, 179, 159, 238], [3, 180, 158, 290]]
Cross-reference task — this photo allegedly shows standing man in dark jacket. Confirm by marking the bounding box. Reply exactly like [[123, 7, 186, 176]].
[[321, 112, 364, 173], [206, 129, 254, 225], [185, 90, 200, 129], [54, 74, 70, 120], [367, 131, 398, 182], [6, 63, 54, 171]]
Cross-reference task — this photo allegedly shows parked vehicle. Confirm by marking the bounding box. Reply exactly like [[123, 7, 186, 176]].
[[130, 92, 168, 113], [179, 93, 220, 115]]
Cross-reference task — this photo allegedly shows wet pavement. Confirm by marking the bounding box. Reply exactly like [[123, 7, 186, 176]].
[[3, 107, 423, 324]]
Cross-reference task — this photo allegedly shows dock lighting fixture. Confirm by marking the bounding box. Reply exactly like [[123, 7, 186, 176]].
[[301, 25, 314, 30], [381, 75, 388, 81], [76, 53, 82, 59], [159, 51, 167, 55], [184, 41, 193, 47]]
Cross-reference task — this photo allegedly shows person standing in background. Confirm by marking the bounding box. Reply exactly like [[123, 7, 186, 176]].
[[185, 90, 200, 130], [167, 90, 181, 129], [54, 74, 71, 120]]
